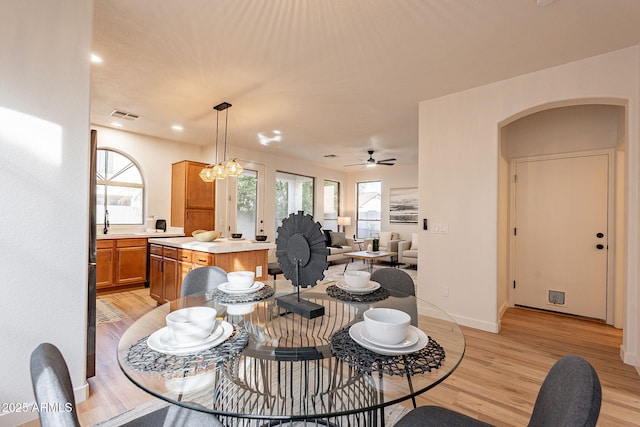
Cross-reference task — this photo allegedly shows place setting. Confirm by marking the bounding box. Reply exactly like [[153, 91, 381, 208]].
[[207, 271, 274, 304], [330, 308, 446, 376], [124, 306, 249, 373], [326, 271, 390, 303]]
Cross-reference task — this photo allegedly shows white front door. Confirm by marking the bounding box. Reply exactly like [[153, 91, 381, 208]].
[[513, 153, 609, 319]]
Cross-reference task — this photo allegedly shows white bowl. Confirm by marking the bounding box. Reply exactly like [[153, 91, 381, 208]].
[[363, 308, 411, 346], [343, 271, 371, 288], [227, 271, 255, 290], [166, 307, 217, 345]]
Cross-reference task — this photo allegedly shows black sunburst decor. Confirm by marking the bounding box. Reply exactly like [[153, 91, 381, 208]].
[[276, 211, 329, 288]]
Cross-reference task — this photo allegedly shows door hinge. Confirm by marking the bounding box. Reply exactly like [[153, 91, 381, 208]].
[[513, 280, 516, 289], [513, 174, 517, 182], [514, 227, 517, 236]]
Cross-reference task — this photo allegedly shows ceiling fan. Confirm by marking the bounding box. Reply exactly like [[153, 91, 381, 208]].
[[345, 150, 396, 167]]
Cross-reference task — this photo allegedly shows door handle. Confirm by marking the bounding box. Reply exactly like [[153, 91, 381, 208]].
[[596, 244, 605, 250]]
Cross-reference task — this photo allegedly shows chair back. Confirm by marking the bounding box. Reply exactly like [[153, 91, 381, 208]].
[[30, 343, 81, 427], [528, 355, 602, 427], [371, 268, 415, 295], [180, 266, 228, 297]]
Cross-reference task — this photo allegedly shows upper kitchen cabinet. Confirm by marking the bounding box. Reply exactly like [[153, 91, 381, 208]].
[[171, 160, 215, 235]]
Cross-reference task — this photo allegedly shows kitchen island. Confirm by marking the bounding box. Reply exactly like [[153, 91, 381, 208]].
[[147, 237, 276, 304]]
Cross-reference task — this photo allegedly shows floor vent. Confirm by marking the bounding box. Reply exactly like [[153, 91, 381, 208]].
[[110, 109, 140, 121], [548, 290, 566, 306]]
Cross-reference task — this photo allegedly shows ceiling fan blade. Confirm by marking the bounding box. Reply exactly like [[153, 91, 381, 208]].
[[377, 162, 395, 166], [376, 158, 396, 163], [344, 162, 365, 167]]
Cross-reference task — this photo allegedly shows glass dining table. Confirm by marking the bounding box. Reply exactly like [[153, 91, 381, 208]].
[[117, 279, 465, 426]]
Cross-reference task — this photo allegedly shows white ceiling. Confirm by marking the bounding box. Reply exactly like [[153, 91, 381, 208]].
[[91, 0, 640, 171]]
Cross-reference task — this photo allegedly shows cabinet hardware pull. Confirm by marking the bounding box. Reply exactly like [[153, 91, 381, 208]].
[[198, 258, 206, 262]]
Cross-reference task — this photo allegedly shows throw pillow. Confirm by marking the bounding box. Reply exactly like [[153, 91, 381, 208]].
[[410, 232, 418, 250], [329, 231, 348, 247], [378, 231, 393, 248], [323, 230, 332, 247]]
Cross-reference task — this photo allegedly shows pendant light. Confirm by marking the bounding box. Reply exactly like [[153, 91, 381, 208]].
[[199, 102, 231, 182], [220, 102, 243, 177]]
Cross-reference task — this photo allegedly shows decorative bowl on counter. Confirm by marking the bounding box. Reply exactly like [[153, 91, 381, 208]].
[[192, 230, 221, 242], [255, 235, 268, 241]]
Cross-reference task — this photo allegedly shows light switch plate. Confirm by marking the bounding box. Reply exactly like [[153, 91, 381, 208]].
[[431, 223, 449, 233]]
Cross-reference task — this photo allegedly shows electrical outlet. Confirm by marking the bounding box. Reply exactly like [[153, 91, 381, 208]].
[[256, 266, 263, 277], [441, 286, 449, 297]]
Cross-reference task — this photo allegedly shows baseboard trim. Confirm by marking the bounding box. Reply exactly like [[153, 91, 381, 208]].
[[449, 313, 500, 333]]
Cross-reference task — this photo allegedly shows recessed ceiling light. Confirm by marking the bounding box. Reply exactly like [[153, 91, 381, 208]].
[[91, 53, 103, 63], [171, 125, 183, 131], [111, 122, 123, 128]]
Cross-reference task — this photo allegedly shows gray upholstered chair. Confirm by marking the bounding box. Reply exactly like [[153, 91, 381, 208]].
[[395, 355, 602, 427], [370, 268, 415, 296], [180, 266, 228, 297], [30, 343, 222, 427]]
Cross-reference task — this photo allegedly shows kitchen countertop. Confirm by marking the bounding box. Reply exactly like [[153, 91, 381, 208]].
[[148, 236, 276, 254], [97, 231, 185, 240]]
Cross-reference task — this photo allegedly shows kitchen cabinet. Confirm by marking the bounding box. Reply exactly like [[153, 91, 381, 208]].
[[171, 160, 215, 235], [148, 239, 270, 304], [97, 238, 147, 291]]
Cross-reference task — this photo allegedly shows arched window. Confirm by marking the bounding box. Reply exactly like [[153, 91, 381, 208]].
[[96, 149, 144, 225]]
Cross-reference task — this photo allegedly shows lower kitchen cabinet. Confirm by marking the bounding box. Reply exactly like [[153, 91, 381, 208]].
[[97, 238, 147, 291]]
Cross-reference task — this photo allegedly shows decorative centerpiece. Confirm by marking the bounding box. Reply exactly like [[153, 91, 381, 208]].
[[275, 211, 329, 318]]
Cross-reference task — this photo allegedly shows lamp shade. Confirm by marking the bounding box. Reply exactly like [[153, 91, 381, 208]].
[[224, 158, 244, 176], [337, 217, 351, 226], [199, 166, 215, 182]]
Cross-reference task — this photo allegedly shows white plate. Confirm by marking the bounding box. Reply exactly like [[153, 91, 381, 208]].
[[218, 281, 265, 294], [147, 321, 233, 355], [360, 325, 419, 349], [349, 322, 428, 355], [336, 280, 381, 294]]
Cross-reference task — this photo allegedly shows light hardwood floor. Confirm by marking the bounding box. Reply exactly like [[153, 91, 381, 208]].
[[24, 288, 640, 426]]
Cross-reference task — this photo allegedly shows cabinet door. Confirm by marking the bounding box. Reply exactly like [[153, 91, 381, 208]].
[[186, 162, 215, 209], [177, 261, 193, 299], [96, 248, 114, 289], [115, 246, 147, 285], [185, 209, 215, 235], [162, 257, 179, 303], [149, 255, 163, 302]]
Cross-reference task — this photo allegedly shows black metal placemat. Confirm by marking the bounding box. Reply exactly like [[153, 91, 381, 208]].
[[326, 284, 390, 303], [330, 327, 445, 377], [124, 325, 249, 374], [206, 283, 275, 304]]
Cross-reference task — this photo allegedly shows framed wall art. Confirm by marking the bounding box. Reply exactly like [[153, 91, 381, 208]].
[[389, 187, 418, 223]]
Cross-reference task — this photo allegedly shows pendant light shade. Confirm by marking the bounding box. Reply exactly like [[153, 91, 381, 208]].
[[224, 158, 244, 176], [212, 163, 228, 180], [199, 166, 216, 182]]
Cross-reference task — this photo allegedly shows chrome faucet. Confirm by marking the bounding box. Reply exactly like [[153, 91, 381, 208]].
[[103, 209, 109, 234]]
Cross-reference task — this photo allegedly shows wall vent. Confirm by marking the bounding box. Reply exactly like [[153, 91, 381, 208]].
[[110, 109, 140, 121], [548, 290, 566, 306]]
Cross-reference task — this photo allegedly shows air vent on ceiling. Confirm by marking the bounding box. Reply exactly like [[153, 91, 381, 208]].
[[110, 109, 140, 121]]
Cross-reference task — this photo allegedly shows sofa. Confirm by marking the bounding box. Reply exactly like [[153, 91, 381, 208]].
[[323, 230, 357, 263], [398, 233, 418, 267], [363, 231, 403, 264]]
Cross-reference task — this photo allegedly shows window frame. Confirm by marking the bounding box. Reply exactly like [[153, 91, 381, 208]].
[[275, 171, 315, 229], [96, 148, 145, 225], [323, 179, 340, 232], [356, 180, 381, 239]]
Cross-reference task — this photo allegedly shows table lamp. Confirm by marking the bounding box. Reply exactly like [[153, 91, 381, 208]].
[[337, 216, 351, 233]]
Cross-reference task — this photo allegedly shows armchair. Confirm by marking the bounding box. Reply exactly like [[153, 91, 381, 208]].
[[399, 233, 418, 267]]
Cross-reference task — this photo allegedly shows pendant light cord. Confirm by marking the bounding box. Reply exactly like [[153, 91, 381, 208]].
[[223, 108, 229, 162]]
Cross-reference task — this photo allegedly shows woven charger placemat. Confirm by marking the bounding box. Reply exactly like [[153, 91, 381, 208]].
[[326, 284, 390, 303], [330, 327, 445, 377], [124, 325, 249, 374], [206, 283, 275, 304]]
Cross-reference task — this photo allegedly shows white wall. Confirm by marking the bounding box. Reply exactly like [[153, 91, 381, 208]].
[[0, 1, 93, 425], [346, 164, 419, 241], [418, 46, 639, 369]]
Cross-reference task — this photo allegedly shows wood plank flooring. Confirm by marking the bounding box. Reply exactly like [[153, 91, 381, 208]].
[[22, 288, 640, 426]]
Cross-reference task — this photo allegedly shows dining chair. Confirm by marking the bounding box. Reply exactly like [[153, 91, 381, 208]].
[[394, 354, 602, 427], [30, 343, 222, 427], [370, 268, 415, 296], [180, 266, 228, 297]]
